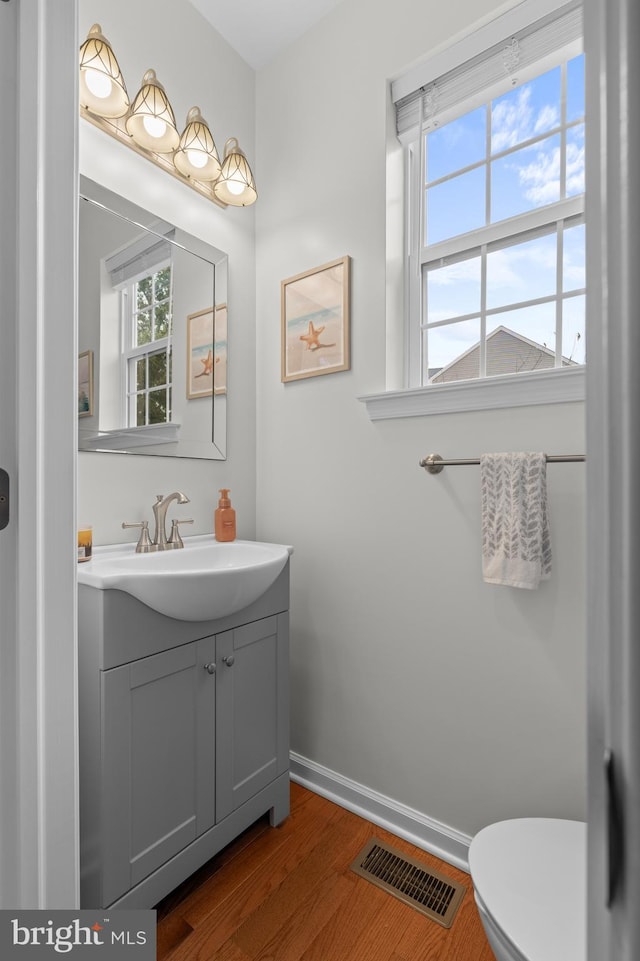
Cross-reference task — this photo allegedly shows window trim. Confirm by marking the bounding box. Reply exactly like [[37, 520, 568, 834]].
[[358, 364, 585, 421]]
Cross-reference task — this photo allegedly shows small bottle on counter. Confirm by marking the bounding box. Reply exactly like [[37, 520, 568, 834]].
[[215, 489, 236, 542], [78, 525, 93, 563]]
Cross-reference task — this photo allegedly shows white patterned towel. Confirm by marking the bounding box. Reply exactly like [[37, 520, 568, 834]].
[[480, 452, 552, 589]]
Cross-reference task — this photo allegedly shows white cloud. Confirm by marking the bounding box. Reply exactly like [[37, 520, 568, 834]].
[[508, 133, 583, 206], [492, 87, 533, 153], [516, 145, 561, 205], [491, 85, 559, 154], [428, 260, 481, 321], [534, 104, 560, 133], [486, 238, 556, 305], [566, 138, 585, 195]]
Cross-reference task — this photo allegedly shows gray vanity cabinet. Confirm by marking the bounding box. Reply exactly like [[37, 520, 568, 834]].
[[79, 567, 290, 910], [100, 636, 217, 907], [216, 615, 288, 820]]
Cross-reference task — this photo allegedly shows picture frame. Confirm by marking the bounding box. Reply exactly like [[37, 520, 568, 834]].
[[186, 304, 228, 399], [281, 255, 350, 383], [78, 350, 93, 417]]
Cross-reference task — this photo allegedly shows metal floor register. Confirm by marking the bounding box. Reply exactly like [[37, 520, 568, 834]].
[[350, 838, 465, 928]]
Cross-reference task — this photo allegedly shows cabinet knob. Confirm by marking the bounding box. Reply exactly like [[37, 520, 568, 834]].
[[223, 655, 235, 667], [204, 662, 217, 675]]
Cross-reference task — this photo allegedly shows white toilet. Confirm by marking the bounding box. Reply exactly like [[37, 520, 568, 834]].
[[468, 818, 586, 961]]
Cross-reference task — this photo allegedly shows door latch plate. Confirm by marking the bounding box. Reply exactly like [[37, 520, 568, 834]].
[[0, 469, 9, 530]]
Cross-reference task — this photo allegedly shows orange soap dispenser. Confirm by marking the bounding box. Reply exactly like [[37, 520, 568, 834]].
[[215, 489, 236, 542]]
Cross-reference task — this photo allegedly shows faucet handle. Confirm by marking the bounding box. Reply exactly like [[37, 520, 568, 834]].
[[122, 520, 153, 553], [167, 518, 194, 549]]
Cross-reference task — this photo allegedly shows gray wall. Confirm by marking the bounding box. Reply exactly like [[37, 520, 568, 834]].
[[255, 0, 586, 838]]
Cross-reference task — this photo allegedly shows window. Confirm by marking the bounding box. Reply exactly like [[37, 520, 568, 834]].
[[122, 263, 173, 427], [416, 51, 585, 388], [360, 0, 585, 420]]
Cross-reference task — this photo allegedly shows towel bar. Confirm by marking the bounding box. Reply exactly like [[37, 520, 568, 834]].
[[420, 453, 586, 474]]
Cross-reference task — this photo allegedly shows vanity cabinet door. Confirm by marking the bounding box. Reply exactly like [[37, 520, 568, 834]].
[[101, 636, 216, 906], [216, 613, 289, 822]]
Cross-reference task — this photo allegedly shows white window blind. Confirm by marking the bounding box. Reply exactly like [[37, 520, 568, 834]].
[[393, 0, 582, 138], [105, 223, 175, 289]]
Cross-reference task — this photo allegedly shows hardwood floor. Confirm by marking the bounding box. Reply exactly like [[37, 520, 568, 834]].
[[156, 782, 495, 961]]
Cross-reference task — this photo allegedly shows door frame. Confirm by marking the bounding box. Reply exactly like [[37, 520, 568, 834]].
[[585, 0, 640, 957], [0, 0, 79, 907]]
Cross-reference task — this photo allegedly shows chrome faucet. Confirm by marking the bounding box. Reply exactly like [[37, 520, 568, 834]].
[[152, 492, 192, 550], [122, 491, 193, 552]]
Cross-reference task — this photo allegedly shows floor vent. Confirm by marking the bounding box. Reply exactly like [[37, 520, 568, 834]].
[[350, 838, 465, 928]]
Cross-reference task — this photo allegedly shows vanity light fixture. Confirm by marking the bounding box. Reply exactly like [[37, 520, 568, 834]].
[[79, 23, 129, 118], [125, 70, 180, 153], [214, 138, 258, 207], [173, 107, 222, 181], [78, 24, 257, 208]]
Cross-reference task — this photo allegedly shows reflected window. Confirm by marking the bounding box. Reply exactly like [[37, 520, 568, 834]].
[[103, 230, 174, 429], [124, 264, 173, 427]]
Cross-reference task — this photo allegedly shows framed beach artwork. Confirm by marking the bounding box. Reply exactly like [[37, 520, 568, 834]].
[[78, 350, 93, 417], [186, 304, 228, 399], [281, 256, 350, 383]]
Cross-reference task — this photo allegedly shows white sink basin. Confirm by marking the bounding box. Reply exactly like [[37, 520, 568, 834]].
[[77, 535, 292, 621]]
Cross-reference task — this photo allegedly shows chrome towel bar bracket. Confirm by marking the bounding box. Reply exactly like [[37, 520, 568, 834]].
[[421, 454, 445, 474]]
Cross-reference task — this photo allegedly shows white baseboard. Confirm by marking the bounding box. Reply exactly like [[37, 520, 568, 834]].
[[289, 752, 472, 872]]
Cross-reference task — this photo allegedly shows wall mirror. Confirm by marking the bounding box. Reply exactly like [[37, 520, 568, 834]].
[[78, 176, 227, 460]]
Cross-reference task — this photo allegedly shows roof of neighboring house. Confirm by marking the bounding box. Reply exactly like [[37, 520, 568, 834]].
[[429, 325, 579, 384]]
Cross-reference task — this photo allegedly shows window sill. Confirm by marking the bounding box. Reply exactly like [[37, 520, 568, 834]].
[[358, 366, 585, 420], [78, 422, 181, 451]]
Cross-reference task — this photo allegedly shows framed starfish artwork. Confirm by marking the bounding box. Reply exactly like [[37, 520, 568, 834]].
[[78, 350, 94, 417], [281, 256, 350, 382], [186, 304, 227, 399]]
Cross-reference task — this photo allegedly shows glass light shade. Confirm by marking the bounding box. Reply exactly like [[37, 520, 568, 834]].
[[125, 70, 180, 153], [79, 24, 129, 118], [174, 107, 222, 182], [213, 138, 257, 206]]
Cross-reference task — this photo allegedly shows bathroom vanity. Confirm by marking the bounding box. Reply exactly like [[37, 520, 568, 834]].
[[78, 559, 290, 909]]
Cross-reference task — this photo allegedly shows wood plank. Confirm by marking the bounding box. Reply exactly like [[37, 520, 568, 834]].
[[230, 816, 371, 958], [156, 915, 194, 959], [167, 810, 361, 961], [242, 872, 356, 961], [176, 785, 346, 930], [156, 784, 492, 961], [156, 817, 270, 920], [299, 873, 396, 961]]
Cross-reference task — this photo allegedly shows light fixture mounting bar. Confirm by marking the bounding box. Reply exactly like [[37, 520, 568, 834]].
[[80, 107, 228, 210]]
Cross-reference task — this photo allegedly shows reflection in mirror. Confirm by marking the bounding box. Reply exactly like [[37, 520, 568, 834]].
[[78, 177, 227, 459]]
